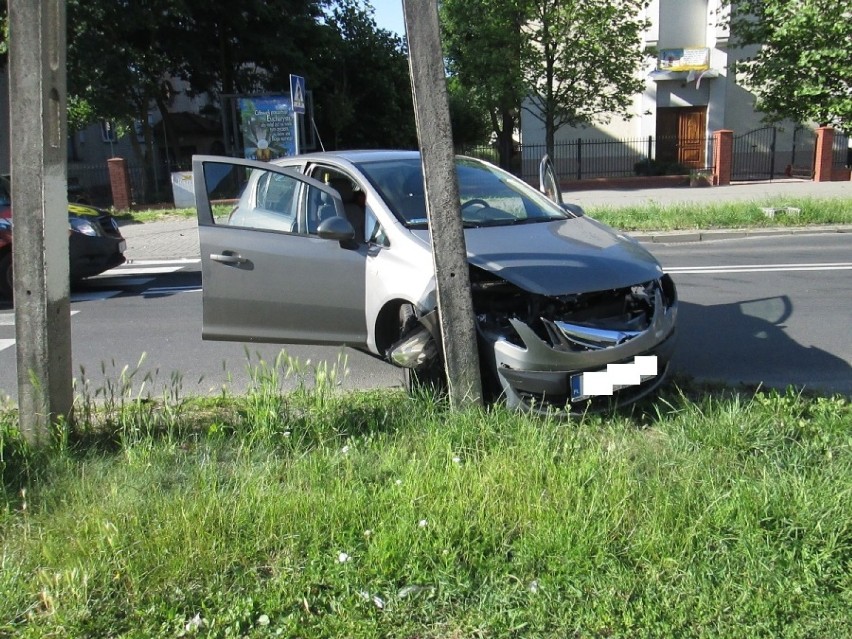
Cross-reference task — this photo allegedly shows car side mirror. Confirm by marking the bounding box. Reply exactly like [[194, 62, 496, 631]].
[[317, 215, 357, 248], [560, 202, 585, 218]]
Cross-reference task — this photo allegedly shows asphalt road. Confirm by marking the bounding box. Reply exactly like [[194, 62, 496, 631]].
[[1, 232, 850, 402]]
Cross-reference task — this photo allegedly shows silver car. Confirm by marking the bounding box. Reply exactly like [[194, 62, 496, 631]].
[[192, 151, 677, 412]]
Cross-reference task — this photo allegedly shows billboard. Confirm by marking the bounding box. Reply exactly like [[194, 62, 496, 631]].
[[238, 96, 296, 160], [658, 48, 710, 72]]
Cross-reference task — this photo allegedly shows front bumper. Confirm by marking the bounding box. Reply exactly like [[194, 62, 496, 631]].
[[69, 235, 126, 279], [491, 290, 678, 409]]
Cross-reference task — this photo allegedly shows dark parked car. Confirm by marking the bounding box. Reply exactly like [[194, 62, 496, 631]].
[[0, 177, 126, 299], [192, 151, 677, 413]]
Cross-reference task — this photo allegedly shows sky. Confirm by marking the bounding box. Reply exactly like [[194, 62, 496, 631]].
[[369, 0, 406, 37]]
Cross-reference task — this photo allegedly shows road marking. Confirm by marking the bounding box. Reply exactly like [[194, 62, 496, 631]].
[[143, 285, 202, 296], [126, 259, 200, 266], [0, 310, 79, 328], [666, 262, 852, 275], [104, 266, 187, 276], [0, 339, 14, 353]]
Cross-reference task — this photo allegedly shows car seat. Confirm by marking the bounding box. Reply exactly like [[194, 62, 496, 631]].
[[329, 178, 366, 242]]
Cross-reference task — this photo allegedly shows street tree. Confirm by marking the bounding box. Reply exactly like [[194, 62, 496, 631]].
[[168, 0, 329, 97], [725, 0, 852, 129], [441, 0, 527, 170], [522, 0, 650, 158], [447, 78, 492, 147], [313, 0, 416, 149], [66, 0, 182, 200]]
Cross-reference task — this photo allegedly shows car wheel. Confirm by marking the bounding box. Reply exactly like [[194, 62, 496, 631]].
[[0, 252, 11, 299], [399, 303, 446, 396]]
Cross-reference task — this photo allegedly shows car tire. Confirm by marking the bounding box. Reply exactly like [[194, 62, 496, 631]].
[[0, 252, 11, 299], [399, 303, 446, 396]]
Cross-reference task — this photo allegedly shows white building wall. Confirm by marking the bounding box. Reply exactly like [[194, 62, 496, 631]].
[[520, 0, 807, 166]]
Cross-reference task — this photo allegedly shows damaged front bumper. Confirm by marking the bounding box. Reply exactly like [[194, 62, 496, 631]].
[[492, 287, 678, 408]]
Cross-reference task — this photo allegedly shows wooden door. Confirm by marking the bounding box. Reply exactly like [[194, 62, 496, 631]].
[[677, 108, 706, 168], [656, 107, 707, 168]]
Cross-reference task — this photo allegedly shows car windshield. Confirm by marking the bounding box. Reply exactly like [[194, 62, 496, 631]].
[[354, 156, 568, 229]]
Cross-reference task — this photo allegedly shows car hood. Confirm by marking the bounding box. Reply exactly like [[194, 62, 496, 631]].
[[410, 216, 663, 296]]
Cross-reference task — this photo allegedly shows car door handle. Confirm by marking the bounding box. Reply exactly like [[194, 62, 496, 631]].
[[210, 252, 248, 265]]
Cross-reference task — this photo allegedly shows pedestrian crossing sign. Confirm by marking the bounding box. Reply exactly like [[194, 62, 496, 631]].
[[290, 75, 306, 114]]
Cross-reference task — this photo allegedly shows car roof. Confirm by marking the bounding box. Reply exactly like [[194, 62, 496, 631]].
[[272, 149, 421, 166]]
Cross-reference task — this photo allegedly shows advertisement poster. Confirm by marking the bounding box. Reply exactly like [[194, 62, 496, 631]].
[[658, 48, 710, 72], [238, 96, 296, 160]]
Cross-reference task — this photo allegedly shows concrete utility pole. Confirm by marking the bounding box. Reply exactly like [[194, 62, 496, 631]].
[[9, 0, 73, 442], [402, 0, 483, 409]]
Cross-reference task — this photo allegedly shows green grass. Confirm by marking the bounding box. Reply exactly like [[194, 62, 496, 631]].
[[113, 196, 852, 232], [1, 356, 850, 638], [589, 197, 852, 231]]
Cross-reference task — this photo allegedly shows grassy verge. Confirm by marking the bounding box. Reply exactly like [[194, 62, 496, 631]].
[[114, 197, 852, 232], [1, 358, 850, 638], [589, 197, 852, 231]]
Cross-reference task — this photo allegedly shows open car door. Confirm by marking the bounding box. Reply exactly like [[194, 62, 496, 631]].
[[192, 156, 368, 347]]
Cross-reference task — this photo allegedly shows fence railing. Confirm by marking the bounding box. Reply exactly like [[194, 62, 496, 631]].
[[834, 131, 850, 169], [458, 135, 714, 183], [70, 128, 850, 208], [68, 160, 184, 207]]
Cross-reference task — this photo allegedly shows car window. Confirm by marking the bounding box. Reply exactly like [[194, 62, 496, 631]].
[[355, 157, 568, 229], [202, 162, 326, 236]]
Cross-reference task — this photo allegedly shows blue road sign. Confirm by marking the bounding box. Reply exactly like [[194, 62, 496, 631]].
[[290, 75, 306, 114]]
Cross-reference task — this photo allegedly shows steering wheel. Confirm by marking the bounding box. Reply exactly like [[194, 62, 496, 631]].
[[461, 198, 489, 210]]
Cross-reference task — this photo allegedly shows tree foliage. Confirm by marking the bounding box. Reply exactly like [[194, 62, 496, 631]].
[[442, 0, 651, 162], [0, 0, 415, 169], [441, 0, 527, 168], [521, 0, 650, 156], [313, 0, 416, 149], [726, 0, 852, 129]]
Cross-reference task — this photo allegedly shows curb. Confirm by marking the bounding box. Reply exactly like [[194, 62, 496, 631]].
[[631, 225, 852, 244]]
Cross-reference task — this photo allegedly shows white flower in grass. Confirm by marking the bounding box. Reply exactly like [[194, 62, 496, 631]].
[[337, 551, 351, 563], [358, 591, 386, 609], [257, 614, 270, 626], [418, 519, 428, 528], [185, 613, 204, 632], [395, 479, 403, 486], [341, 445, 350, 454], [452, 456, 462, 464], [364, 529, 373, 538], [528, 579, 539, 594], [283, 431, 291, 437]]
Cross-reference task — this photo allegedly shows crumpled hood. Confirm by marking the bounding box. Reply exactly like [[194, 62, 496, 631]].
[[411, 216, 663, 296]]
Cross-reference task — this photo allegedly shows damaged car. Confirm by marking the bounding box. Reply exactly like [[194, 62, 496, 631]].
[[192, 151, 677, 412]]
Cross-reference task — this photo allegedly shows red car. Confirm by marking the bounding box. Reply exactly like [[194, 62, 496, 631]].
[[0, 177, 126, 299]]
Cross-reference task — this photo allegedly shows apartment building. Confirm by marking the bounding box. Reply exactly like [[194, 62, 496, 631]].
[[519, 0, 811, 177]]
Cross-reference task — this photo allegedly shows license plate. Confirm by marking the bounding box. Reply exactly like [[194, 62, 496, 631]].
[[570, 356, 658, 401]]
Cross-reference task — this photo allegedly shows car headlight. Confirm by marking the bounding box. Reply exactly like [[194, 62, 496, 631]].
[[69, 217, 100, 236]]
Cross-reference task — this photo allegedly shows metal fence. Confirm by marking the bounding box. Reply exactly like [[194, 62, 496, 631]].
[[70, 129, 850, 208], [458, 135, 713, 183], [834, 131, 850, 169], [68, 160, 181, 207]]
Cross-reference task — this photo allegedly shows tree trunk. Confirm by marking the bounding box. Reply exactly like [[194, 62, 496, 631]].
[[497, 108, 515, 171]]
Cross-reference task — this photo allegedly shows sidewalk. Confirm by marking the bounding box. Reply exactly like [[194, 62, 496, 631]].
[[118, 179, 852, 261]]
